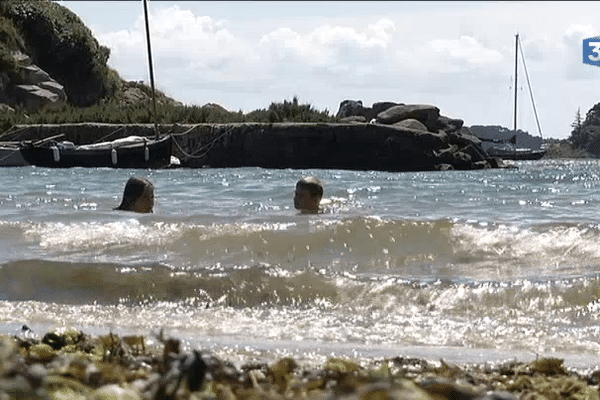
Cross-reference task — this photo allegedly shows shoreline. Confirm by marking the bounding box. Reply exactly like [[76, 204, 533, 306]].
[[1, 327, 599, 399], [4, 322, 600, 373]]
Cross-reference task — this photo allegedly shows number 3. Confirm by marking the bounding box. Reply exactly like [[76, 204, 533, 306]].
[[589, 42, 600, 62]]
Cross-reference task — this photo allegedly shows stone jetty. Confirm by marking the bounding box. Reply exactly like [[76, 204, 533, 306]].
[[2, 100, 505, 171]]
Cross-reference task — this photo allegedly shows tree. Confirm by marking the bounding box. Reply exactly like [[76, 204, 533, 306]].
[[569, 107, 587, 148]]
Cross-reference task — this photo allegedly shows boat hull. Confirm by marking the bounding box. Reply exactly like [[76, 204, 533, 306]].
[[19, 136, 172, 168], [486, 148, 546, 161], [0, 146, 29, 167]]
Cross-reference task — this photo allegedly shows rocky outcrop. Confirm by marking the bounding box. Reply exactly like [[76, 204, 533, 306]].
[[393, 119, 428, 131], [334, 100, 496, 170], [377, 104, 440, 129], [0, 51, 66, 110]]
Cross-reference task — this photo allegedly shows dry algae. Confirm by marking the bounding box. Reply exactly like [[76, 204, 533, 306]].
[[0, 327, 598, 399]]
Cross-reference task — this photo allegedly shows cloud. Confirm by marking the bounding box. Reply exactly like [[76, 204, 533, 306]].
[[562, 24, 600, 81], [99, 5, 255, 83], [424, 36, 503, 73], [99, 5, 402, 101], [257, 18, 396, 80]]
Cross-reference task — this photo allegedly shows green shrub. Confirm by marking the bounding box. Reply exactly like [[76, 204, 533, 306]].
[[0, 15, 25, 73], [0, 95, 336, 135], [245, 96, 333, 123]]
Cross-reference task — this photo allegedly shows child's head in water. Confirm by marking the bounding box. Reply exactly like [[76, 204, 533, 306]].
[[115, 177, 154, 213], [294, 176, 323, 214]]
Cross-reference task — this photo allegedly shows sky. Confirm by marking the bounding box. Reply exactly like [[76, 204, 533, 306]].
[[56, 1, 600, 140]]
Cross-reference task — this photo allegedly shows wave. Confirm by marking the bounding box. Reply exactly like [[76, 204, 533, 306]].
[[3, 256, 600, 314], [6, 217, 600, 276]]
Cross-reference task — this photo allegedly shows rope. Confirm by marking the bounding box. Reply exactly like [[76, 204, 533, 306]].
[[169, 125, 199, 137], [0, 125, 31, 141], [0, 124, 128, 146], [171, 125, 235, 159], [91, 125, 127, 144], [0, 146, 22, 165]]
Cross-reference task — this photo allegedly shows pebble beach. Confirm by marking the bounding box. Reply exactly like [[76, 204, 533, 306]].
[[2, 327, 600, 400]]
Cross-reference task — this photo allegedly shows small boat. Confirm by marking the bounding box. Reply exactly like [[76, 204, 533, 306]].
[[19, 134, 173, 168], [0, 142, 29, 166], [485, 144, 546, 161], [480, 33, 546, 161]]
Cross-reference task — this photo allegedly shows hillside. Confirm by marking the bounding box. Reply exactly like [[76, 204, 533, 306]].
[[0, 0, 121, 107]]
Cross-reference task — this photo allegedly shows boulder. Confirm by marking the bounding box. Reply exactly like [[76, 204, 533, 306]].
[[13, 84, 61, 110], [38, 81, 67, 102], [433, 145, 474, 170], [436, 163, 454, 171], [376, 104, 440, 130], [436, 115, 464, 133], [3, 52, 67, 110], [434, 145, 459, 165], [472, 160, 491, 169], [393, 119, 428, 131], [448, 128, 483, 147], [340, 115, 367, 123], [372, 101, 400, 116], [21, 65, 52, 85], [336, 100, 364, 119], [461, 143, 488, 163], [11, 51, 31, 66]]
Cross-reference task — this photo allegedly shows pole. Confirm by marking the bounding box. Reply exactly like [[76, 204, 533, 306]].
[[143, 0, 159, 140], [518, 35, 544, 139], [513, 33, 518, 132]]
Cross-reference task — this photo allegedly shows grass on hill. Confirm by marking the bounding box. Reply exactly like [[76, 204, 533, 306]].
[[0, 90, 337, 134]]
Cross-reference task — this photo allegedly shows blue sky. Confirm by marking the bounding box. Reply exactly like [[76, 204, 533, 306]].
[[57, 1, 600, 140]]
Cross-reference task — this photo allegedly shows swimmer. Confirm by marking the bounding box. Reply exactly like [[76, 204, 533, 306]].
[[293, 176, 323, 214], [115, 176, 154, 213]]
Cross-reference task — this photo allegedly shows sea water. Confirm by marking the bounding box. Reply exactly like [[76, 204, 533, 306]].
[[2, 160, 600, 370]]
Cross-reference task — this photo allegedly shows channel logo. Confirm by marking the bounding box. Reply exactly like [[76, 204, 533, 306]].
[[583, 37, 600, 67]]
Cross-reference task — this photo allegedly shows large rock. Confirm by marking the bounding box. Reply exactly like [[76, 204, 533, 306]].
[[340, 115, 367, 123], [372, 101, 400, 116], [13, 85, 62, 110], [436, 115, 464, 133], [38, 81, 67, 101], [336, 100, 364, 119], [336, 100, 376, 121], [21, 65, 52, 85], [1, 51, 66, 110], [376, 104, 440, 130], [393, 119, 428, 131]]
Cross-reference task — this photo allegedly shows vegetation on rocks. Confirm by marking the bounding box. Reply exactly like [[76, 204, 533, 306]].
[[0, 0, 335, 135], [568, 104, 600, 157], [0, 0, 119, 105], [0, 15, 25, 73], [0, 90, 336, 135]]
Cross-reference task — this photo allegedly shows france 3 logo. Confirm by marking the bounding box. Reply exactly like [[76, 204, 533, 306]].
[[584, 37, 600, 67]]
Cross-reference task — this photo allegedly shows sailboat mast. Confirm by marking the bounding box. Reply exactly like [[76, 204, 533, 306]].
[[143, 0, 159, 140], [513, 33, 519, 132], [518, 35, 544, 139]]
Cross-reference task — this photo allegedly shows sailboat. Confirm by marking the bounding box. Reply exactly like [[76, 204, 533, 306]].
[[483, 33, 546, 161]]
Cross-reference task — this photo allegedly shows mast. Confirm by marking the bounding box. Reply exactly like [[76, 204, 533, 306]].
[[513, 33, 519, 132], [142, 0, 159, 140], [518, 35, 544, 139]]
